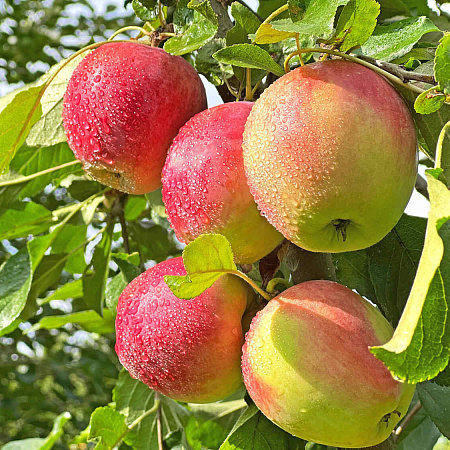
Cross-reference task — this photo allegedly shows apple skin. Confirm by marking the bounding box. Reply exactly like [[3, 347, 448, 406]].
[[243, 60, 417, 252], [161, 102, 283, 264], [63, 42, 207, 194], [242, 280, 416, 448], [115, 257, 257, 403]]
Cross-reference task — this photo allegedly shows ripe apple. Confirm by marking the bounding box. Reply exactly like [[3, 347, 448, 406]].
[[161, 102, 283, 264], [63, 42, 206, 194], [243, 60, 418, 252], [242, 280, 416, 448], [115, 257, 257, 403]]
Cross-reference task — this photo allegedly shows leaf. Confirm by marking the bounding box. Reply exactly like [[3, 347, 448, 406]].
[[0, 248, 32, 332], [434, 436, 450, 450], [377, 0, 410, 20], [2, 411, 71, 450], [83, 222, 114, 314], [418, 382, 450, 439], [164, 234, 236, 299], [415, 89, 447, 115], [164, 12, 217, 56], [88, 406, 129, 449], [360, 16, 440, 62], [42, 279, 83, 304], [371, 173, 450, 383], [132, 0, 158, 21], [435, 34, 450, 95], [253, 23, 296, 44], [31, 309, 115, 334], [195, 39, 233, 85], [220, 403, 306, 450], [333, 214, 426, 326], [213, 44, 284, 76], [114, 370, 192, 450], [51, 224, 87, 274], [0, 202, 53, 240], [226, 2, 261, 45], [396, 416, 441, 450], [188, 0, 218, 25], [26, 53, 86, 147], [124, 196, 147, 221], [271, 0, 348, 37], [0, 85, 44, 173], [334, 0, 380, 52]]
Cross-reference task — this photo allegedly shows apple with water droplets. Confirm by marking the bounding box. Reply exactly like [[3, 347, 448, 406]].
[[242, 280, 416, 448], [115, 257, 257, 403], [162, 102, 283, 264], [62, 42, 206, 194], [243, 60, 417, 252]]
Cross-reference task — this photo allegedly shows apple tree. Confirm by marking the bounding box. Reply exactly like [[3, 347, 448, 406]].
[[1, 0, 450, 449]]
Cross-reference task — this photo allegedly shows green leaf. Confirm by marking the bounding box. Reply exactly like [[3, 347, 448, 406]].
[[227, 2, 261, 45], [188, 0, 218, 25], [434, 436, 450, 450], [124, 196, 147, 221], [132, 0, 158, 20], [334, 0, 380, 52], [253, 23, 296, 44], [213, 43, 284, 76], [31, 309, 115, 334], [333, 214, 426, 325], [164, 234, 236, 299], [26, 54, 85, 147], [42, 279, 83, 304], [360, 16, 440, 62], [2, 411, 71, 450], [435, 34, 450, 95], [0, 248, 32, 332], [220, 403, 306, 449], [418, 382, 450, 439], [415, 89, 447, 115], [114, 370, 192, 450], [377, 0, 410, 20], [0, 85, 43, 173], [88, 406, 129, 449], [83, 222, 114, 314], [195, 39, 233, 85], [0, 202, 53, 240], [371, 173, 450, 383], [186, 417, 228, 450], [51, 224, 87, 274], [164, 12, 217, 56], [271, 0, 348, 37]]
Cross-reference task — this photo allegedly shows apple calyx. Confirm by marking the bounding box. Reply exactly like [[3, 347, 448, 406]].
[[332, 218, 351, 241]]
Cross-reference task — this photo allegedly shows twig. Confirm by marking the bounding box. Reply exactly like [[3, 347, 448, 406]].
[[232, 0, 264, 21], [155, 392, 164, 450], [118, 195, 131, 254], [415, 174, 429, 200], [357, 55, 436, 85], [393, 401, 422, 444]]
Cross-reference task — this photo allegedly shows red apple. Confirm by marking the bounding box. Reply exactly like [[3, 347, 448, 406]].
[[63, 42, 207, 194], [115, 257, 256, 403], [161, 102, 283, 264]]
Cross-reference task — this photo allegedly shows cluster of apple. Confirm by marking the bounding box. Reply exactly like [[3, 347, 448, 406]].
[[63, 41, 418, 447]]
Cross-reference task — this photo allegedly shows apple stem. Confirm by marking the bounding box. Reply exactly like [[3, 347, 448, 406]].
[[155, 392, 164, 450], [107, 26, 153, 41], [262, 4, 289, 24], [295, 35, 305, 66], [217, 269, 272, 300], [266, 277, 293, 294], [392, 401, 422, 443], [245, 68, 253, 101], [284, 48, 424, 95]]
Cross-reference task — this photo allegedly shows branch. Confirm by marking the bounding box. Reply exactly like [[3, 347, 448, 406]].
[[357, 55, 436, 85], [232, 0, 263, 21], [393, 401, 422, 444], [415, 174, 429, 200], [155, 392, 164, 450], [117, 195, 131, 254]]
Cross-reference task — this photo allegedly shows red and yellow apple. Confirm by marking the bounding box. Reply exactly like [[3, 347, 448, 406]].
[[242, 280, 416, 448], [162, 102, 283, 264], [115, 257, 256, 403], [63, 42, 206, 194], [243, 60, 418, 252]]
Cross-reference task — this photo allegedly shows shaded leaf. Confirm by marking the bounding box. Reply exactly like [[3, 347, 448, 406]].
[[435, 33, 450, 95], [418, 382, 450, 439], [88, 406, 128, 449]]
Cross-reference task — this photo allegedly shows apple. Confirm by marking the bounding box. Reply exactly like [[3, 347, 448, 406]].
[[115, 257, 257, 403], [161, 102, 283, 264], [243, 60, 417, 253], [242, 280, 416, 448], [62, 42, 207, 194]]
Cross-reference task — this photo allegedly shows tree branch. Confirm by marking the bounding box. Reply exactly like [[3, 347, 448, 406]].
[[415, 173, 429, 200], [357, 55, 436, 85], [155, 392, 164, 450]]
